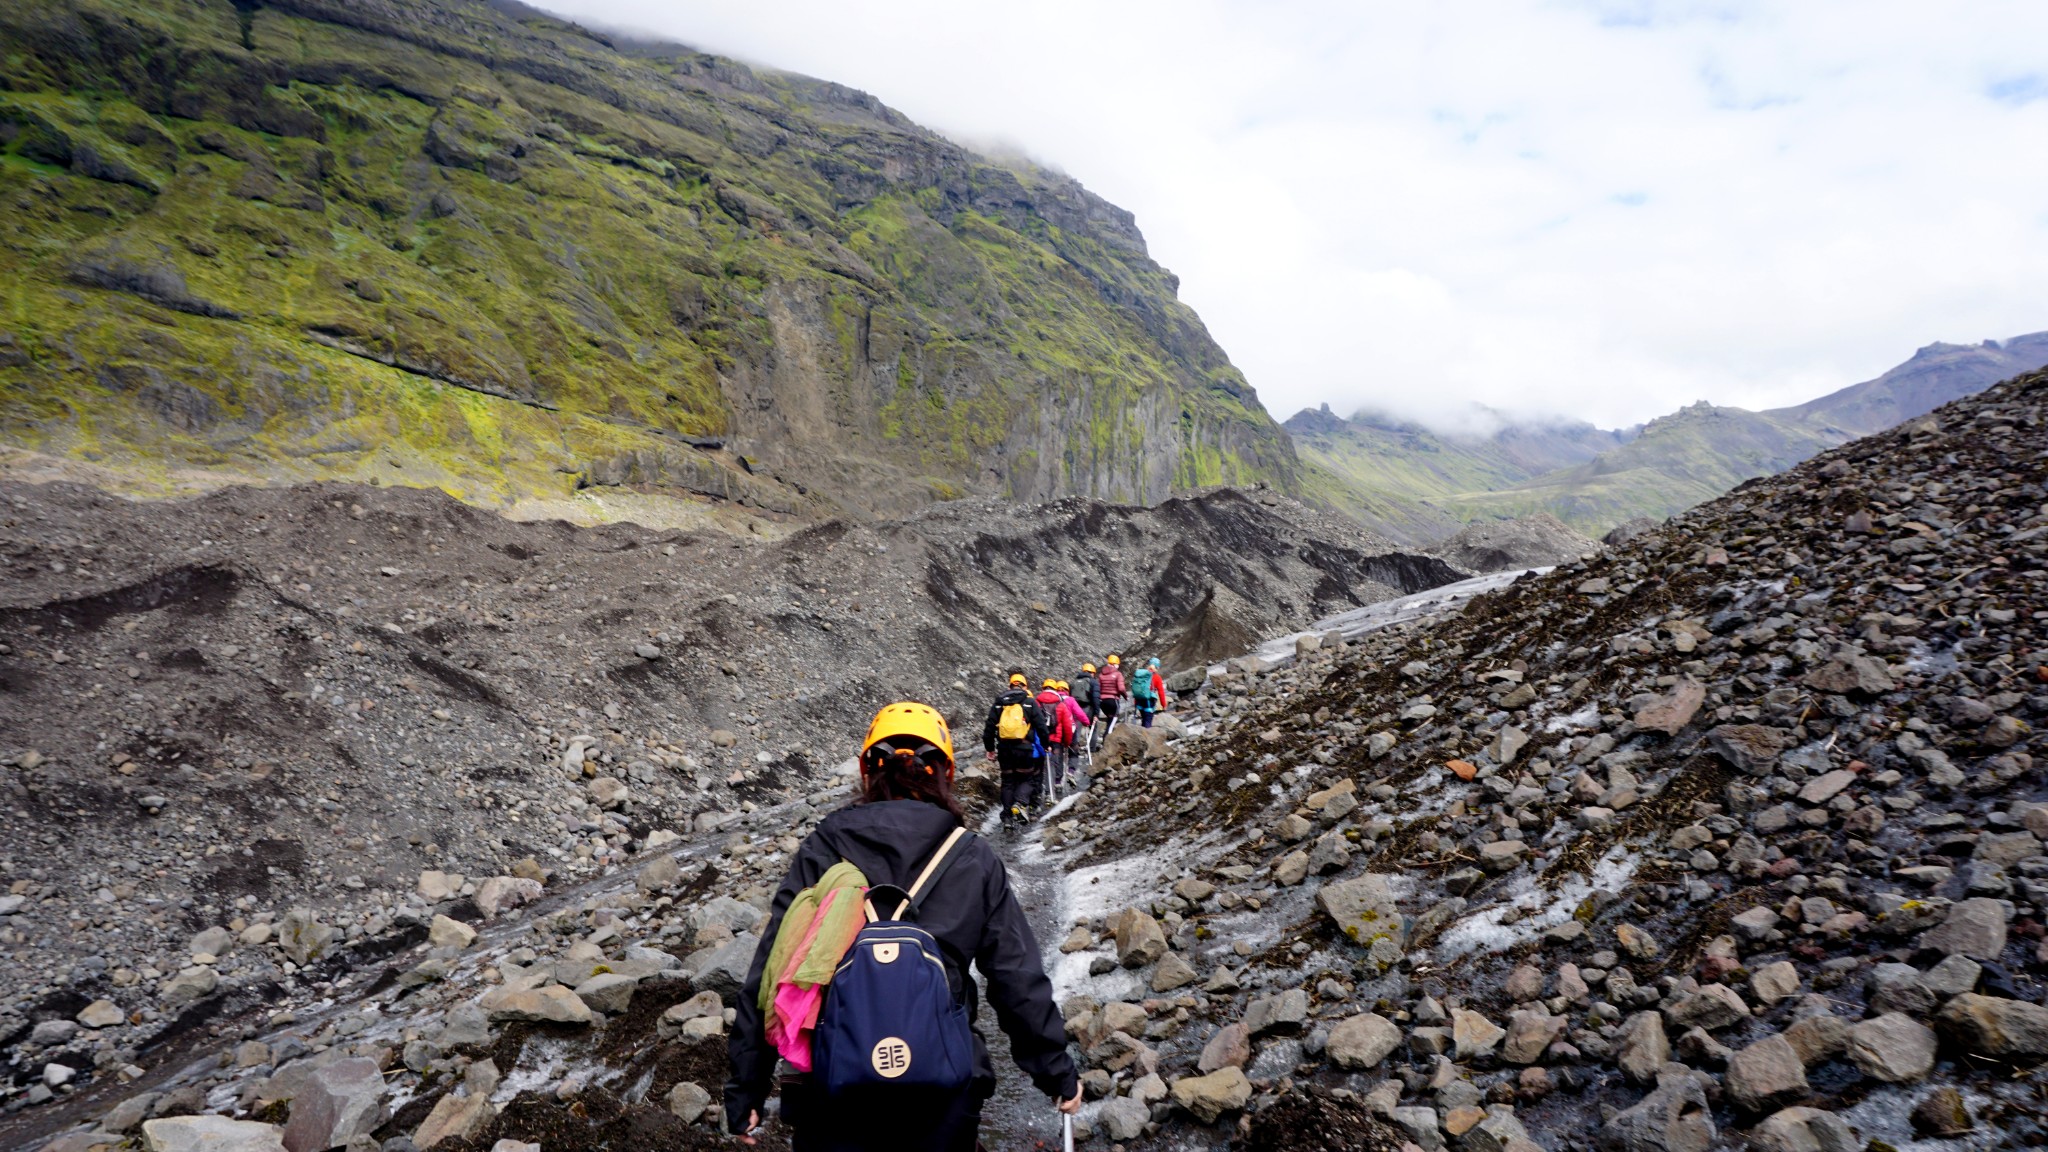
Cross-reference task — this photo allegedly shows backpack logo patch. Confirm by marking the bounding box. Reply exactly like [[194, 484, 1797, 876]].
[[871, 1037, 911, 1078], [873, 943, 899, 964]]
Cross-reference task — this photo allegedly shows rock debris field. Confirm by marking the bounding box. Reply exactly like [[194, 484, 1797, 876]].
[[7, 367, 2048, 1152], [0, 480, 1456, 1150]]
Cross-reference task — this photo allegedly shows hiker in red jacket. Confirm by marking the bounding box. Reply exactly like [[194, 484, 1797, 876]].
[[1090, 655, 1126, 751], [1034, 679, 1072, 797]]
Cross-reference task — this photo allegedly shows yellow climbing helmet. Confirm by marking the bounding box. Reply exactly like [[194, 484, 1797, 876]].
[[1083, 663, 1097, 674], [862, 701, 955, 780], [1043, 678, 1059, 689], [1055, 680, 1070, 691], [1008, 672, 1027, 686], [1106, 654, 1120, 665]]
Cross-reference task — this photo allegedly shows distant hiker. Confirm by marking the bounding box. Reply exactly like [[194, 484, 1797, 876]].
[[726, 701, 1081, 1150], [1132, 657, 1168, 728], [1091, 655, 1126, 751], [1070, 663, 1100, 724], [1053, 681, 1090, 790], [983, 673, 1048, 824]]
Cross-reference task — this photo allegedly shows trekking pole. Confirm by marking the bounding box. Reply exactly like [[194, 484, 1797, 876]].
[[1063, 1112, 1075, 1152]]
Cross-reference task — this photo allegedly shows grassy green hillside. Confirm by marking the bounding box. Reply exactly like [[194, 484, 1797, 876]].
[[0, 0, 1295, 517], [1285, 405, 1625, 544], [1294, 334, 2048, 541]]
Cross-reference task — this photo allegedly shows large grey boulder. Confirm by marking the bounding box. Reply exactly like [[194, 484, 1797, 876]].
[[143, 1117, 288, 1152], [1244, 989, 1309, 1037], [1617, 1012, 1670, 1084], [1169, 1066, 1252, 1124], [1848, 1013, 1936, 1083], [1598, 1066, 1716, 1152], [1114, 907, 1167, 968], [1325, 1013, 1402, 1069], [1098, 1096, 1149, 1141], [280, 1057, 387, 1152], [1725, 1034, 1809, 1113], [1918, 898, 2007, 960], [1751, 1108, 1858, 1152], [1936, 993, 2048, 1059], [687, 931, 761, 1001], [1315, 873, 1404, 948]]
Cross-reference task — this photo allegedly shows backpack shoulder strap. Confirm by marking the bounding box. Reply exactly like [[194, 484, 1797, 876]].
[[888, 826, 967, 920]]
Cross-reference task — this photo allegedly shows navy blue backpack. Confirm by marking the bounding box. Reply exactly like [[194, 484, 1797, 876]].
[[813, 827, 976, 1095]]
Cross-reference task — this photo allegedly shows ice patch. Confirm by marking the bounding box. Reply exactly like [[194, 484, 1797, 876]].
[[493, 1034, 578, 1103], [1545, 704, 1600, 734], [1432, 848, 1636, 959]]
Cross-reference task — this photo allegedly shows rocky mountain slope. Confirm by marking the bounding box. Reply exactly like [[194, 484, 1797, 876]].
[[1430, 514, 1601, 575], [1045, 364, 2048, 1149], [3, 367, 2045, 1151], [1294, 333, 2048, 542], [0, 0, 1296, 521]]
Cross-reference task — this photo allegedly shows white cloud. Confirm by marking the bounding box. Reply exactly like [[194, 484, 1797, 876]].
[[536, 0, 2048, 430]]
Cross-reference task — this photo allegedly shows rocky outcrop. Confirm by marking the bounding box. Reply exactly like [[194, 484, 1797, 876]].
[[0, 0, 1296, 517]]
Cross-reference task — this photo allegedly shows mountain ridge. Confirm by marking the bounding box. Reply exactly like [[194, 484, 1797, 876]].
[[0, 0, 1297, 520], [1291, 332, 2048, 542]]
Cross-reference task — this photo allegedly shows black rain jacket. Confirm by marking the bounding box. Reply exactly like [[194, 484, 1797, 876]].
[[1069, 674, 1100, 716], [724, 799, 1077, 1133], [980, 688, 1048, 753]]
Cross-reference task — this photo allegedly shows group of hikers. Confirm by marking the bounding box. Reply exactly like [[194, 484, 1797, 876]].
[[725, 677, 1172, 1150], [978, 653, 1170, 824]]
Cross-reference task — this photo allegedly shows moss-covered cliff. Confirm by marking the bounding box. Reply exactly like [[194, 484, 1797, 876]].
[[0, 0, 1296, 516]]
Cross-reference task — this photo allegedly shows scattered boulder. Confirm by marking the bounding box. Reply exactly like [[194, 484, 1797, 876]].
[[1169, 1066, 1252, 1123]]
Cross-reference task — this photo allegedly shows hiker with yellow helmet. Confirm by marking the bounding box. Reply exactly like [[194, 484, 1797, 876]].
[[1070, 663, 1100, 728], [726, 701, 1079, 1149], [1089, 655, 1127, 752], [981, 672, 1048, 824]]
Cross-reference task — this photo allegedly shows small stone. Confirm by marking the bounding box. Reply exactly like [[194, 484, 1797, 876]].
[[1909, 1087, 1974, 1138], [76, 999, 124, 1029], [1616, 1012, 1670, 1084], [1325, 1012, 1402, 1069], [1452, 1008, 1506, 1059], [427, 915, 476, 950], [160, 966, 220, 1004], [665, 1080, 712, 1121], [478, 984, 595, 1025], [1614, 923, 1661, 959], [1751, 961, 1801, 1006], [1245, 988, 1310, 1036], [1665, 983, 1750, 1031], [1151, 951, 1199, 992], [1783, 1015, 1850, 1067], [1199, 1022, 1251, 1072]]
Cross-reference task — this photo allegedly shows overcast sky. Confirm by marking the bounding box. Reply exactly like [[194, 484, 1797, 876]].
[[540, 0, 2048, 432]]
